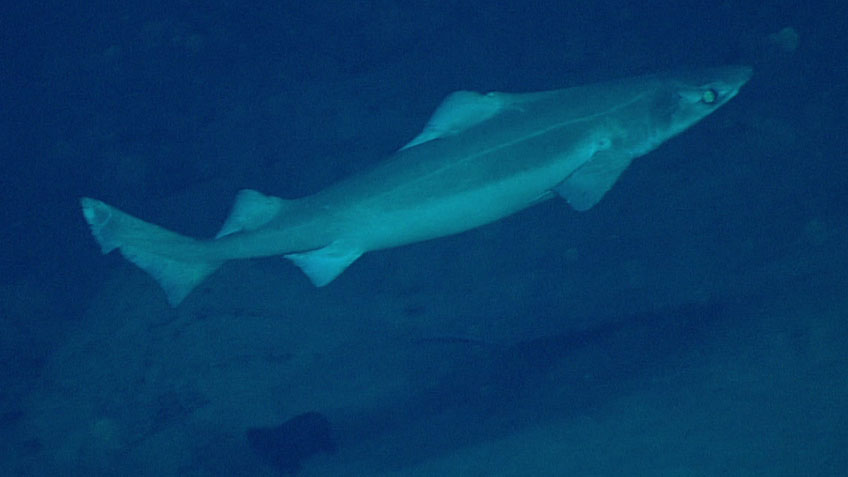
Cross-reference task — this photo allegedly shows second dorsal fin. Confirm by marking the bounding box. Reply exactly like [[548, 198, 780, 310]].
[[216, 189, 290, 238]]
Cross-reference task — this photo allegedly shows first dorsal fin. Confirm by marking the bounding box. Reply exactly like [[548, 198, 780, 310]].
[[400, 91, 509, 150], [216, 189, 290, 238]]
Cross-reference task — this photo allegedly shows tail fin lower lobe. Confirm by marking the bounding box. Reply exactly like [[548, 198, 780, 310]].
[[80, 198, 221, 306]]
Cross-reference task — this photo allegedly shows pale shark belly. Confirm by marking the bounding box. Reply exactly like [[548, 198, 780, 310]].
[[338, 158, 579, 251], [310, 108, 606, 252]]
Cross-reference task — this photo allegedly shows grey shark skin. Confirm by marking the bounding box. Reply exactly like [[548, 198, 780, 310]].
[[81, 66, 752, 305]]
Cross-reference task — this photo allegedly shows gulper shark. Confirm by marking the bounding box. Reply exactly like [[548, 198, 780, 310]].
[[80, 66, 752, 306]]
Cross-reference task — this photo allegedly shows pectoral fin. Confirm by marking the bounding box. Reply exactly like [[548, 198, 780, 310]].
[[555, 150, 635, 211], [285, 240, 363, 287]]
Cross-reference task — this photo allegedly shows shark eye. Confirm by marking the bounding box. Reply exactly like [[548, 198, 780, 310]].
[[701, 89, 718, 104]]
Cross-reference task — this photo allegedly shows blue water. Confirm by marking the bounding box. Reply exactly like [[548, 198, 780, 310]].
[[2, 1, 847, 475]]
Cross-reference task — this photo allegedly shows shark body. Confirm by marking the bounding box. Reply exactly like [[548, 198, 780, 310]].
[[81, 66, 751, 305]]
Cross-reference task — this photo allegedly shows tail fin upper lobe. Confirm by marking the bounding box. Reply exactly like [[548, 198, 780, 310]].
[[80, 198, 221, 306]]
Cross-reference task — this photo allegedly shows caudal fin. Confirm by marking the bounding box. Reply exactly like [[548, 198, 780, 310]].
[[80, 198, 221, 306]]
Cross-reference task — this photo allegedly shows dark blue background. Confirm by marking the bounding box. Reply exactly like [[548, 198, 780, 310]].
[[2, 1, 847, 474]]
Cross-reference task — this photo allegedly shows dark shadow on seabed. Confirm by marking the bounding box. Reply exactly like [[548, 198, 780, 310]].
[[274, 300, 740, 472]]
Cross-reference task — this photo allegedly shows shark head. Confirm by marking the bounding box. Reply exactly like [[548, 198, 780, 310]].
[[652, 65, 752, 139]]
